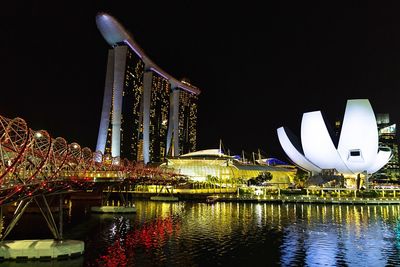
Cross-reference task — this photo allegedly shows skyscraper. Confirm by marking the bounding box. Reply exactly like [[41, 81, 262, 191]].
[[178, 86, 198, 154], [376, 113, 399, 179], [95, 13, 200, 164], [148, 72, 170, 162]]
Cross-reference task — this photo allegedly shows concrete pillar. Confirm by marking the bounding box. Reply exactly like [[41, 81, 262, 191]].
[[111, 46, 128, 158], [96, 49, 114, 155], [172, 89, 180, 156], [142, 71, 153, 164], [364, 172, 369, 190], [166, 90, 175, 156]]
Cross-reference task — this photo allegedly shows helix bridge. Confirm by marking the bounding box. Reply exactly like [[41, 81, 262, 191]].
[[0, 115, 186, 240]]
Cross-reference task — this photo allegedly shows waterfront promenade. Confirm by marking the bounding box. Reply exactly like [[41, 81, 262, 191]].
[[215, 194, 400, 205], [99, 186, 400, 205]]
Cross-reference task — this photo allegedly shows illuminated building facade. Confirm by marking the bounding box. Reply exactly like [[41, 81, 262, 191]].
[[97, 45, 145, 162], [148, 72, 170, 162], [95, 13, 200, 164], [376, 114, 399, 178], [277, 99, 392, 187], [120, 46, 144, 160], [161, 149, 296, 187], [178, 88, 198, 154]]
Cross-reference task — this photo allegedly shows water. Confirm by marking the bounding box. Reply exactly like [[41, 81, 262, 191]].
[[2, 200, 400, 266]]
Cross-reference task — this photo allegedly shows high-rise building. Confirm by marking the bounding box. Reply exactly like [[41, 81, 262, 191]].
[[97, 45, 145, 162], [376, 113, 399, 179], [95, 13, 200, 164], [148, 72, 170, 162], [178, 84, 198, 154]]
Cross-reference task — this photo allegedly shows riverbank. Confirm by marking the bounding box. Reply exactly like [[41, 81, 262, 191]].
[[215, 194, 400, 205], [97, 191, 400, 205]]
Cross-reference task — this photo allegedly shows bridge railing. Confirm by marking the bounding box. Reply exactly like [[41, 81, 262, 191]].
[[0, 114, 183, 205]]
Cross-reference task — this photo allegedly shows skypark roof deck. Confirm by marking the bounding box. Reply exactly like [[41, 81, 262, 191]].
[[96, 12, 201, 95]]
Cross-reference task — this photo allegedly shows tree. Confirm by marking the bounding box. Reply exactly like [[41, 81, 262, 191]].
[[206, 175, 219, 189], [259, 172, 273, 183], [248, 177, 257, 186], [248, 172, 273, 186], [293, 169, 308, 188]]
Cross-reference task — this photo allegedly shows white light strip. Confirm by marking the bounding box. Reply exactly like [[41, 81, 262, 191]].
[[338, 99, 379, 172], [301, 111, 352, 173], [277, 127, 322, 173], [366, 149, 392, 174]]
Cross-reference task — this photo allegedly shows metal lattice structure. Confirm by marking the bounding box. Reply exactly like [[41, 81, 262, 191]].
[[0, 115, 184, 206]]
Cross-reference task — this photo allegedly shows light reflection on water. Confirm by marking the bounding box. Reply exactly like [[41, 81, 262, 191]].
[[3, 201, 400, 266], [84, 202, 400, 267], [280, 204, 400, 267]]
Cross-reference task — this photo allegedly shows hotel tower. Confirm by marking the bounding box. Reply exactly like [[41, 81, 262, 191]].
[[95, 13, 200, 164]]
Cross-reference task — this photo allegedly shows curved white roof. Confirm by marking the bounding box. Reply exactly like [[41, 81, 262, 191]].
[[301, 111, 351, 173], [277, 99, 391, 175], [96, 12, 201, 95], [277, 127, 322, 173], [337, 99, 378, 173], [180, 149, 227, 158]]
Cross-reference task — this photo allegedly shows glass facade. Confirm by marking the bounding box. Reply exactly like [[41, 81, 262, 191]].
[[377, 114, 399, 178], [179, 90, 198, 154], [104, 45, 145, 161], [149, 72, 170, 162], [100, 49, 200, 164], [105, 115, 112, 155], [96, 12, 201, 164], [121, 47, 145, 161], [161, 157, 295, 187]]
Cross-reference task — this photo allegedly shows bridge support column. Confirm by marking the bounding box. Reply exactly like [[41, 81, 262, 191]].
[[91, 184, 136, 213], [35, 195, 61, 240], [1, 199, 32, 241], [2, 195, 65, 241], [59, 194, 63, 240]]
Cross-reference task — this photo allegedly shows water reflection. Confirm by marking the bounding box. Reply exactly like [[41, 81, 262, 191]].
[[280, 204, 400, 266], [3, 200, 400, 266], [85, 202, 400, 266]]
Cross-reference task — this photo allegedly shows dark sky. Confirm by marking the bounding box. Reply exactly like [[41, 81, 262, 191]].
[[1, 1, 400, 161]]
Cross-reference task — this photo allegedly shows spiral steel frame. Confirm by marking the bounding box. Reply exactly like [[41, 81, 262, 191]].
[[0, 115, 184, 206]]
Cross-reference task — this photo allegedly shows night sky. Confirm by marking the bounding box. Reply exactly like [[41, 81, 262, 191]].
[[2, 2, 400, 161]]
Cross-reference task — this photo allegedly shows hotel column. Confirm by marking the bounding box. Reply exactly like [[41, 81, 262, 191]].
[[172, 89, 180, 156], [110, 46, 128, 158], [166, 89, 175, 156], [142, 70, 153, 164], [95, 49, 114, 155]]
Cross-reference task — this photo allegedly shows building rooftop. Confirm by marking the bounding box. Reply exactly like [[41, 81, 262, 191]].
[[96, 12, 201, 95], [179, 149, 231, 159]]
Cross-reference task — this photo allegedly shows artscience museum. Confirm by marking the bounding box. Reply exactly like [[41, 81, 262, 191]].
[[277, 99, 392, 187]]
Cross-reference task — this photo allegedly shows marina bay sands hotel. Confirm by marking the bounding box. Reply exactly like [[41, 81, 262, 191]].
[[95, 13, 201, 164]]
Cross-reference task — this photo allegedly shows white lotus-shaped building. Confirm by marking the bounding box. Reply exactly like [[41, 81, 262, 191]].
[[277, 99, 392, 176]]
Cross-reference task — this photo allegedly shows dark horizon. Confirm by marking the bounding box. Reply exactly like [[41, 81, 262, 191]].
[[2, 2, 400, 162]]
